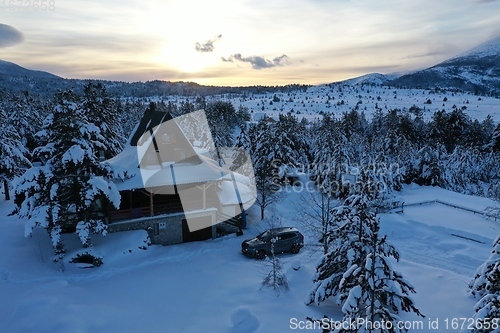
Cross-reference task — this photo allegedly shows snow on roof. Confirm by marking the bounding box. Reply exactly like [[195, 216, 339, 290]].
[[143, 155, 227, 189], [107, 150, 229, 191], [218, 179, 256, 208]]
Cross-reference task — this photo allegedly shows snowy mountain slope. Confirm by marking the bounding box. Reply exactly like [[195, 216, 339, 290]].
[[338, 73, 399, 86], [0, 60, 59, 79], [0, 185, 498, 332], [448, 36, 500, 61], [388, 36, 500, 94]]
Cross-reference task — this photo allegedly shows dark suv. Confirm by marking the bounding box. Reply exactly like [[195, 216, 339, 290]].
[[241, 227, 304, 259]]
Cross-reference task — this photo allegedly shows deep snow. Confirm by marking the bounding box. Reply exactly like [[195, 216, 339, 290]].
[[0, 184, 498, 332]]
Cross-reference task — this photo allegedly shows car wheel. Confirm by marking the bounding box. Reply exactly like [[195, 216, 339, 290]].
[[256, 250, 266, 259], [290, 243, 301, 254]]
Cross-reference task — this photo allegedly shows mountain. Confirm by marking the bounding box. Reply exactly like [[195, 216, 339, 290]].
[[387, 36, 500, 94], [0, 60, 59, 79], [340, 73, 400, 86]]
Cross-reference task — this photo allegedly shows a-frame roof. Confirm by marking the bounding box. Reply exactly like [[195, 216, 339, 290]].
[[130, 104, 200, 165], [130, 103, 173, 147]]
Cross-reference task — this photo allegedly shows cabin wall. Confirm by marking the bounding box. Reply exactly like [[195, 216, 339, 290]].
[[107, 209, 218, 245], [107, 213, 184, 245]]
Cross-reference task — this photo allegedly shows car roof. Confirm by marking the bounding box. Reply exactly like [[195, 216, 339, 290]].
[[270, 227, 299, 233]]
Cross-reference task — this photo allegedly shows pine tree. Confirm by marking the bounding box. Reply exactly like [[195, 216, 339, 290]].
[[309, 115, 350, 197], [488, 123, 500, 152], [15, 90, 121, 257], [468, 293, 500, 333], [251, 119, 281, 219], [204, 100, 237, 165], [231, 124, 253, 175], [416, 145, 445, 186], [0, 107, 31, 200], [468, 236, 500, 333], [270, 115, 300, 179], [204, 100, 237, 148], [442, 146, 486, 195], [336, 212, 424, 332], [341, 110, 367, 139], [82, 82, 124, 158], [3, 92, 45, 151], [306, 196, 366, 306], [470, 235, 500, 298], [307, 194, 423, 332], [261, 232, 289, 295]]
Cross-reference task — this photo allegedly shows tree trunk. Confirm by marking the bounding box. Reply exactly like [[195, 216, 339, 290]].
[[261, 206, 265, 220], [3, 180, 10, 201], [322, 195, 329, 254]]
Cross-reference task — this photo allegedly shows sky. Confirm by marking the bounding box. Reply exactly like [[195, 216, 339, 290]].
[[1, 0, 499, 86]]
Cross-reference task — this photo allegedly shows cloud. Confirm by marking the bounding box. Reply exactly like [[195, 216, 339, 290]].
[[476, 0, 497, 3], [404, 43, 457, 59], [221, 53, 291, 69], [195, 34, 222, 53], [0, 24, 24, 48]]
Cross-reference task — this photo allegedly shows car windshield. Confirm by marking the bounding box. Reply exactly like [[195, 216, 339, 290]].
[[257, 230, 272, 242]]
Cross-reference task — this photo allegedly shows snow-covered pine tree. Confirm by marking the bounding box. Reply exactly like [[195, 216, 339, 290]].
[[0, 107, 31, 200], [485, 179, 500, 220], [3, 92, 45, 151], [235, 105, 251, 128], [205, 100, 236, 148], [204, 100, 237, 165], [119, 100, 147, 139], [353, 151, 405, 213], [251, 118, 281, 220], [274, 113, 309, 170], [309, 115, 351, 197], [309, 123, 336, 191], [468, 293, 500, 333], [15, 90, 121, 257], [306, 196, 367, 306], [488, 123, 500, 152], [415, 145, 445, 186], [467, 235, 500, 333], [336, 206, 424, 332], [341, 109, 368, 140], [259, 214, 289, 294], [270, 116, 299, 177], [82, 82, 124, 158], [231, 123, 253, 174], [307, 194, 423, 332], [441, 146, 488, 196], [470, 235, 500, 297], [261, 238, 289, 295]]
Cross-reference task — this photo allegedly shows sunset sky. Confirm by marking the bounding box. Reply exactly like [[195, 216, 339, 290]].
[[1, 0, 499, 86]]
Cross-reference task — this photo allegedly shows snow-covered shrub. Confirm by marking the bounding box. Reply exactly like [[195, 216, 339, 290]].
[[69, 252, 103, 267]]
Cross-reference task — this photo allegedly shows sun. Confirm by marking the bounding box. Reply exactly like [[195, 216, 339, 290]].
[[156, 41, 220, 74]]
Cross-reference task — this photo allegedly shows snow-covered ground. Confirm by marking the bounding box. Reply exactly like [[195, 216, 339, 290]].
[[0, 184, 498, 332], [158, 84, 500, 123]]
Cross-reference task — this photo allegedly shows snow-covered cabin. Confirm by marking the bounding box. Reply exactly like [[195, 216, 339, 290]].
[[104, 107, 255, 245]]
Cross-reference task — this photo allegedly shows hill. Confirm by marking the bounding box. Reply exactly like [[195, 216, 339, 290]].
[[387, 36, 500, 94], [0, 60, 59, 79]]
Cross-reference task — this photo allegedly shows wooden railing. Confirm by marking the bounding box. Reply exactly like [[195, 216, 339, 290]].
[[108, 198, 219, 223]]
